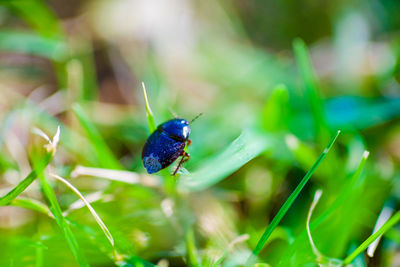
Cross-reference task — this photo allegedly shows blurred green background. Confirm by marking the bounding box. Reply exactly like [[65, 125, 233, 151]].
[[0, 0, 400, 266]]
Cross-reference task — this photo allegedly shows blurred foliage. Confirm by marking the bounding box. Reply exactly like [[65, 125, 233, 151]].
[[0, 0, 400, 266]]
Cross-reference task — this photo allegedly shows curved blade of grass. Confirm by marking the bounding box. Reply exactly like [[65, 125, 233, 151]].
[[178, 130, 274, 191], [50, 173, 115, 249], [0, 152, 52, 206], [307, 190, 324, 261], [343, 209, 400, 265], [38, 171, 89, 267], [245, 130, 340, 266], [72, 103, 122, 169], [142, 82, 156, 133], [293, 38, 328, 140]]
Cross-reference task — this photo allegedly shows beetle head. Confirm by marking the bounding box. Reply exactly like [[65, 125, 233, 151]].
[[160, 118, 190, 140]]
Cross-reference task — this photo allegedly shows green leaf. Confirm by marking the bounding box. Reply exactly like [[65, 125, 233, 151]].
[[293, 38, 328, 141], [179, 130, 274, 191], [5, 1, 63, 38], [185, 227, 199, 267], [0, 31, 67, 61], [261, 84, 289, 132], [72, 103, 122, 169]]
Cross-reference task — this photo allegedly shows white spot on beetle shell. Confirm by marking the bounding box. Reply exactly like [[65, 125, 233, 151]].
[[143, 154, 162, 174]]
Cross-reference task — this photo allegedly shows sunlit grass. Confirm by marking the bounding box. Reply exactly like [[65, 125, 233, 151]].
[[0, 1, 400, 266]]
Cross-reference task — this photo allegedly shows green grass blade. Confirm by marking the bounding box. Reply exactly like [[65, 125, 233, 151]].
[[38, 172, 89, 267], [36, 244, 44, 267], [50, 174, 115, 251], [293, 38, 328, 140], [178, 130, 273, 191], [72, 103, 122, 169], [10, 197, 51, 216], [141, 82, 156, 133], [5, 1, 63, 38], [277, 150, 369, 266], [343, 209, 400, 265], [0, 31, 67, 61], [185, 227, 199, 267], [78, 43, 99, 100], [0, 152, 52, 206], [261, 84, 289, 132], [246, 130, 340, 265]]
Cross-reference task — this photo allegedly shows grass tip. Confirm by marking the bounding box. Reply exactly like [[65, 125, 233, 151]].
[[53, 125, 61, 146], [313, 189, 322, 202], [141, 82, 152, 113]]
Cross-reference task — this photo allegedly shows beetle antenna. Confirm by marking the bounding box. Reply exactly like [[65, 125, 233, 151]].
[[190, 113, 203, 124]]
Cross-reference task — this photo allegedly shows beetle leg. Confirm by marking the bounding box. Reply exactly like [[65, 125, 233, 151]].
[[186, 139, 192, 147], [182, 152, 190, 163], [173, 151, 190, 176]]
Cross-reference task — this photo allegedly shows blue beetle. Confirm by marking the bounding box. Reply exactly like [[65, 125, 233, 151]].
[[142, 118, 192, 175]]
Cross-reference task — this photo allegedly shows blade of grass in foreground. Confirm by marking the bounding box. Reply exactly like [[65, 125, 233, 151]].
[[0, 152, 52, 206], [343, 209, 400, 265], [38, 172, 89, 267], [50, 173, 120, 261], [277, 150, 369, 266], [72, 103, 122, 169], [179, 130, 273, 191], [5, 1, 63, 38], [245, 130, 340, 266], [185, 227, 199, 266]]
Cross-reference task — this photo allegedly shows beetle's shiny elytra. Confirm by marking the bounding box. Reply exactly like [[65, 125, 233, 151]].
[[142, 118, 191, 175]]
